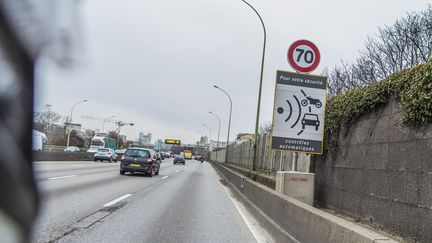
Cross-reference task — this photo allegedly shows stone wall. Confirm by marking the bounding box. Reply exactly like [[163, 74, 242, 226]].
[[315, 98, 432, 242]]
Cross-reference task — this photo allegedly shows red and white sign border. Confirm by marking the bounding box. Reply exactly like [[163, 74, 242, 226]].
[[287, 39, 320, 73]]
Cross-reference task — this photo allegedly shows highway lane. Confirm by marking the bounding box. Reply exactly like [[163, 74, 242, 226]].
[[32, 159, 181, 242], [31, 159, 273, 243]]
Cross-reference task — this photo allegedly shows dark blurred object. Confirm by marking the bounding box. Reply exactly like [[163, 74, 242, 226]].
[[0, 1, 81, 242], [0, 2, 38, 242]]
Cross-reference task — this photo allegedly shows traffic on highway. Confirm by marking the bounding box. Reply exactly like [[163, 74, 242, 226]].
[[0, 0, 430, 243], [32, 159, 269, 243]]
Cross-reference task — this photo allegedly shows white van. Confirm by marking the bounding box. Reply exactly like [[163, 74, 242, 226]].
[[32, 130, 47, 151]]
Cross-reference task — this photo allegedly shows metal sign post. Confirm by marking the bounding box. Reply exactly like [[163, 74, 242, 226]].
[[273, 40, 326, 205]]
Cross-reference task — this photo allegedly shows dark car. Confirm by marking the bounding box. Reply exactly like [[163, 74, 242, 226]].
[[195, 155, 204, 162], [301, 113, 320, 130], [119, 148, 160, 177], [173, 155, 185, 165], [115, 149, 126, 161]]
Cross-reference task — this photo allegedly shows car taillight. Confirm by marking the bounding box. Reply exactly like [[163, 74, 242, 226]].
[[147, 158, 153, 164], [120, 155, 125, 161]]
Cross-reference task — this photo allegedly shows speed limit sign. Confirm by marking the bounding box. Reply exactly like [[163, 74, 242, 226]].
[[287, 40, 320, 73]]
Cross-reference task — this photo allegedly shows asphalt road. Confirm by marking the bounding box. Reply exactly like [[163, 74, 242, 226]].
[[31, 159, 274, 243]]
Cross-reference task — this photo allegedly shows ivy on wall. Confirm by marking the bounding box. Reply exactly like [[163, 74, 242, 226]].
[[324, 60, 432, 152]]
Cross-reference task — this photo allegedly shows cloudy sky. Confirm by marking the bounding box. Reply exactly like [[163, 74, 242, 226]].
[[35, 0, 430, 144]]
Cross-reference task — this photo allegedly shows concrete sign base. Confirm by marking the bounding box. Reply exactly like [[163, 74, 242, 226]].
[[275, 171, 315, 205]]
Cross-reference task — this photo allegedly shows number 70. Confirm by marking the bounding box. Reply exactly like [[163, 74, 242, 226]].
[[295, 48, 314, 64]]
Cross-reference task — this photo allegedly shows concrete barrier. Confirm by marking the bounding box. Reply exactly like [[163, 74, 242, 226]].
[[33, 151, 93, 161], [212, 162, 399, 243], [275, 171, 315, 206]]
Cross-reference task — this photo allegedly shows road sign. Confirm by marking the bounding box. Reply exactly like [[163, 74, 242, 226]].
[[165, 139, 181, 145], [271, 70, 327, 154], [287, 40, 320, 73]]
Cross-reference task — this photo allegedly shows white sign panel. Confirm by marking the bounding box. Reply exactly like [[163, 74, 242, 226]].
[[271, 71, 327, 154]]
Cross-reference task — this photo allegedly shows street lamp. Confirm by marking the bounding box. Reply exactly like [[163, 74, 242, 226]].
[[202, 123, 212, 152], [213, 85, 232, 163], [102, 115, 116, 133], [240, 0, 267, 170], [115, 121, 134, 149], [209, 111, 221, 161], [66, 99, 88, 147]]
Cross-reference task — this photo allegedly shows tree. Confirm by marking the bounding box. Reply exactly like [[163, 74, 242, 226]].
[[259, 121, 272, 134], [33, 110, 62, 132], [328, 5, 432, 95]]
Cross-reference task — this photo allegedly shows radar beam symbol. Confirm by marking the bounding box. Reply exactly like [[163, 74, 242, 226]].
[[277, 95, 303, 136], [276, 89, 322, 137]]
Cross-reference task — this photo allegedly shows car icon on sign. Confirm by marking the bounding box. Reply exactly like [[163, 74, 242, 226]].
[[301, 113, 320, 130]]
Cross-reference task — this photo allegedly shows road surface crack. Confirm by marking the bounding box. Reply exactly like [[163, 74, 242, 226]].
[[46, 201, 127, 242]]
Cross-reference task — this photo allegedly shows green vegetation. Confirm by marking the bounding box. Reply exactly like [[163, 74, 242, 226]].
[[324, 60, 432, 152]]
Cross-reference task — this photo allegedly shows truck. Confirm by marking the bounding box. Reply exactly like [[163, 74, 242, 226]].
[[32, 129, 47, 151], [183, 149, 192, 160], [87, 136, 117, 153]]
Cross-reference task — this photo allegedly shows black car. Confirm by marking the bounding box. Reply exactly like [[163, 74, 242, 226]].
[[120, 148, 160, 177], [301, 113, 320, 130], [195, 155, 205, 162], [173, 155, 185, 165]]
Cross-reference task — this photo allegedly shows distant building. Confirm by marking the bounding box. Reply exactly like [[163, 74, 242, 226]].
[[139, 132, 152, 145], [235, 133, 254, 144], [199, 136, 209, 145], [210, 140, 226, 151], [64, 123, 82, 135], [49, 124, 66, 136], [138, 132, 144, 144], [155, 139, 163, 147]]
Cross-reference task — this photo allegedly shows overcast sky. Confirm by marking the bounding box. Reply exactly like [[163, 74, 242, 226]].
[[34, 0, 431, 144]]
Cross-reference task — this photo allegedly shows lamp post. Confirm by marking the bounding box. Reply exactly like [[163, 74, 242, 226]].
[[202, 123, 212, 152], [115, 121, 134, 149], [45, 104, 52, 131], [240, 0, 266, 170], [213, 85, 232, 163], [102, 115, 116, 133], [66, 99, 88, 147], [209, 111, 221, 161]]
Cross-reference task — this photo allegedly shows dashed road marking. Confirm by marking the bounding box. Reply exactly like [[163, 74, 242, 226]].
[[161, 176, 169, 180], [103, 194, 132, 207], [176, 170, 180, 173], [48, 175, 77, 180]]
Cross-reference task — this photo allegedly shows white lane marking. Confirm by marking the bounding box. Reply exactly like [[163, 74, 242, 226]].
[[47, 175, 77, 180], [103, 194, 132, 207], [221, 182, 274, 243], [71, 164, 85, 167], [176, 170, 180, 173], [161, 176, 169, 180]]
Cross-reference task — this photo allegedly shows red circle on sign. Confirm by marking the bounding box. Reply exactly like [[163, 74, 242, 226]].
[[287, 40, 320, 73]]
